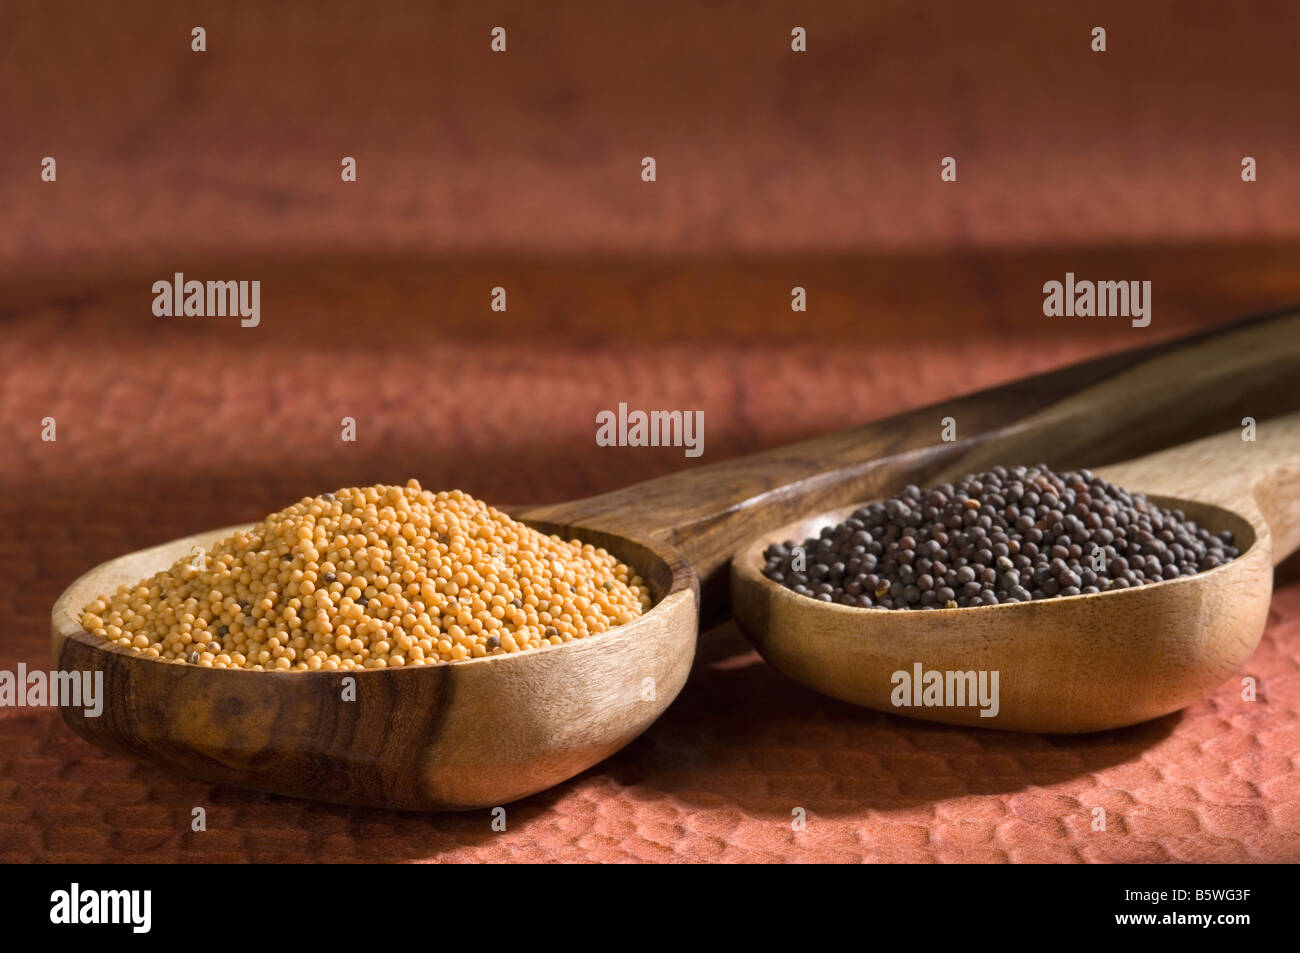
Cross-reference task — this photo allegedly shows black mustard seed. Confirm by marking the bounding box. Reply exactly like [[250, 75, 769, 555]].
[[761, 464, 1239, 610]]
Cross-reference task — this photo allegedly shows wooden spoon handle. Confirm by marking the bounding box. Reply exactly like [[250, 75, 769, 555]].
[[1098, 409, 1300, 565], [521, 306, 1300, 610]]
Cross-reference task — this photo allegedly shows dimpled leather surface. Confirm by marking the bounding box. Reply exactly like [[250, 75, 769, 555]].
[[2, 590, 1298, 863], [2, 274, 1299, 862]]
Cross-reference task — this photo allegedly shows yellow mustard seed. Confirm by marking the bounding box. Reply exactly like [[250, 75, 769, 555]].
[[81, 481, 652, 670]]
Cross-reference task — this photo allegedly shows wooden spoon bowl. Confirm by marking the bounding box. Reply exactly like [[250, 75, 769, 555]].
[[53, 520, 697, 811], [732, 414, 1300, 733], [733, 497, 1266, 732]]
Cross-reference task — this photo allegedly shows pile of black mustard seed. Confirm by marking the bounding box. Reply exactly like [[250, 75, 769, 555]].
[[761, 464, 1240, 609]]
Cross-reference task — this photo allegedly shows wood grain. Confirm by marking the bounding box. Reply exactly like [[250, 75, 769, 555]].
[[731, 411, 1300, 732]]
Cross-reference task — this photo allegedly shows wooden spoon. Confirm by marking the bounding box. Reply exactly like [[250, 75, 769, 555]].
[[52, 307, 1300, 809], [54, 521, 698, 812], [731, 412, 1300, 733]]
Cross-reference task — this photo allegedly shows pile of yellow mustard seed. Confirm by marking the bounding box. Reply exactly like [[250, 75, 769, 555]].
[[81, 481, 651, 670]]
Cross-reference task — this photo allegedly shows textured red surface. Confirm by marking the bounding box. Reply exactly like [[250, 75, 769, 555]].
[[4, 584, 1300, 863], [5, 585, 1300, 863], [3, 258, 1300, 863]]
